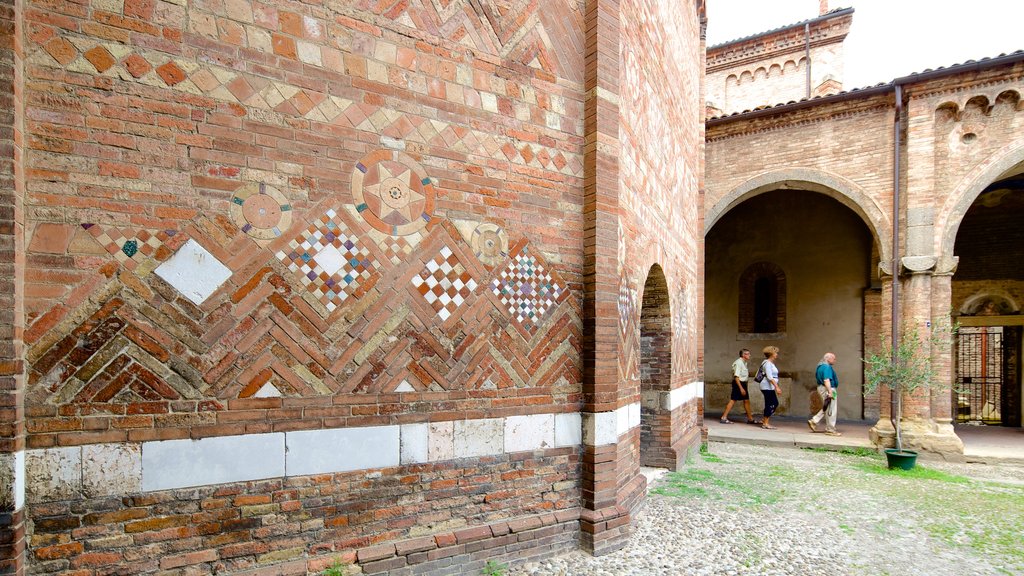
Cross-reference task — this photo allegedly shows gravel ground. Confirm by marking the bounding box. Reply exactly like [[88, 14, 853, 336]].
[[511, 443, 1024, 576]]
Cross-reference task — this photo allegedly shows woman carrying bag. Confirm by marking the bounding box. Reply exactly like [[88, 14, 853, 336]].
[[755, 346, 782, 429]]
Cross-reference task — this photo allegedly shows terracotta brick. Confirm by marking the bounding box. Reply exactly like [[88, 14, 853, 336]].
[[43, 37, 77, 65], [122, 53, 152, 78], [83, 46, 116, 73], [156, 61, 186, 86]]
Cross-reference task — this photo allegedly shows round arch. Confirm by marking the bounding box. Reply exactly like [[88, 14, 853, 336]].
[[705, 168, 891, 264], [938, 139, 1024, 272]]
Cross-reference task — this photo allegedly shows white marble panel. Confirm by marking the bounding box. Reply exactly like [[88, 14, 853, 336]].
[[504, 414, 554, 453], [26, 447, 81, 503], [454, 418, 503, 458], [0, 451, 23, 510], [83, 444, 141, 497], [428, 421, 454, 462], [670, 381, 704, 411], [142, 433, 285, 491], [554, 413, 582, 447], [583, 411, 618, 446], [154, 238, 233, 305], [400, 423, 428, 464], [616, 404, 630, 436], [628, 403, 641, 429], [287, 426, 399, 476]]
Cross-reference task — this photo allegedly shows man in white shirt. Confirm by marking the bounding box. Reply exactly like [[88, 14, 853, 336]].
[[721, 348, 756, 424]]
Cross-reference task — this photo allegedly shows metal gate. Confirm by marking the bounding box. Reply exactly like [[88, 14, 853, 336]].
[[955, 327, 1004, 424], [954, 325, 1023, 426]]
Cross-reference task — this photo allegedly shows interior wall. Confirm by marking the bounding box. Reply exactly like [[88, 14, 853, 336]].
[[705, 189, 872, 419]]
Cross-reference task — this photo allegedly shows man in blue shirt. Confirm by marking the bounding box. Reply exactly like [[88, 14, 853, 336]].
[[808, 352, 841, 436]]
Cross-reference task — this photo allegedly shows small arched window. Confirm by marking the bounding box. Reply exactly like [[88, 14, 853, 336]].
[[739, 262, 786, 334]]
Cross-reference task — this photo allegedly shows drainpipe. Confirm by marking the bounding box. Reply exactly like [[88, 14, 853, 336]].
[[804, 23, 811, 99], [891, 83, 903, 450]]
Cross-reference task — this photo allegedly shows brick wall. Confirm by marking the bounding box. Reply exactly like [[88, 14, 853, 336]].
[[12, 0, 705, 573], [1, 0, 25, 572]]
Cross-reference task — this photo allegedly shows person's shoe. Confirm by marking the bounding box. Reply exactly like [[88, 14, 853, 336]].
[[720, 418, 733, 424], [807, 419, 816, 432], [824, 430, 842, 436], [746, 419, 758, 425]]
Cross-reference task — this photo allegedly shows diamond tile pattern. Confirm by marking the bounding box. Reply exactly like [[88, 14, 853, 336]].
[[84, 224, 178, 273], [277, 209, 374, 314], [491, 245, 565, 333], [411, 245, 477, 321]]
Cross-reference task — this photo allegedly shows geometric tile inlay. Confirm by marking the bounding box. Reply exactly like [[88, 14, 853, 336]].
[[276, 209, 374, 314], [229, 182, 292, 246], [376, 234, 414, 267], [352, 149, 436, 237], [154, 239, 233, 305], [83, 223, 178, 273], [490, 244, 565, 333], [618, 278, 637, 337], [411, 245, 477, 322], [470, 222, 508, 267]]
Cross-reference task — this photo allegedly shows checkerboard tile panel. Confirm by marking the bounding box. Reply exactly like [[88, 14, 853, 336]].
[[83, 224, 178, 272], [411, 245, 478, 321], [276, 209, 375, 314], [377, 235, 413, 267], [490, 245, 565, 333]]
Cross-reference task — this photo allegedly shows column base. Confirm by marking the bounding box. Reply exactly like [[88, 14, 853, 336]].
[[869, 418, 964, 459]]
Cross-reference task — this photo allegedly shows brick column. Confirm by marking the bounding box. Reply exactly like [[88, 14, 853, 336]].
[[0, 0, 25, 573], [581, 0, 634, 556]]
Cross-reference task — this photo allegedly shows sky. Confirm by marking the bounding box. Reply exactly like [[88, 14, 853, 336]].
[[705, 0, 1024, 89]]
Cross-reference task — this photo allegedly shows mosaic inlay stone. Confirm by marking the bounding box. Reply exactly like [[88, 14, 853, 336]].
[[276, 209, 374, 314], [618, 279, 637, 337], [411, 245, 477, 322], [154, 239, 233, 305], [229, 182, 292, 246], [470, 222, 508, 267], [491, 245, 566, 333], [83, 223, 178, 273], [352, 150, 435, 236]]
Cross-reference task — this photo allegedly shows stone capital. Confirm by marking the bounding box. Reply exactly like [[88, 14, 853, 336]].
[[900, 255, 937, 275]]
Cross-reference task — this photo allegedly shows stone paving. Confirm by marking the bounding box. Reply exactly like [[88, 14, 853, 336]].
[[512, 440, 1024, 576]]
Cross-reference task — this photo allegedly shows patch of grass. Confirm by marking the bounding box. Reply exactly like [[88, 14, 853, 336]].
[[802, 446, 880, 459], [838, 523, 854, 534], [851, 461, 970, 483], [651, 469, 713, 498], [700, 447, 725, 463]]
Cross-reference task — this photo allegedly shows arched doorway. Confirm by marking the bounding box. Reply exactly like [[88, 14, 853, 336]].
[[951, 170, 1024, 428], [639, 264, 674, 468], [705, 188, 876, 421]]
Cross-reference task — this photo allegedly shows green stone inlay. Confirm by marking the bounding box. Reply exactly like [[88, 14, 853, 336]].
[[121, 240, 138, 258]]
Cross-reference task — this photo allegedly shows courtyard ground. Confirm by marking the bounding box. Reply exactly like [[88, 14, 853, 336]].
[[511, 442, 1024, 576]]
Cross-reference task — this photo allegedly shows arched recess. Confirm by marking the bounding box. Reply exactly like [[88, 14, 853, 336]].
[[639, 263, 675, 468], [705, 168, 890, 265], [938, 139, 1024, 272]]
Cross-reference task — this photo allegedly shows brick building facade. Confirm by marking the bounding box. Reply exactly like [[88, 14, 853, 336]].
[[705, 6, 851, 117], [705, 44, 1024, 452], [0, 1, 707, 575]]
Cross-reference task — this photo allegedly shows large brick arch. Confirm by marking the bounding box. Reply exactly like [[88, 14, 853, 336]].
[[705, 168, 890, 264], [938, 139, 1024, 272]]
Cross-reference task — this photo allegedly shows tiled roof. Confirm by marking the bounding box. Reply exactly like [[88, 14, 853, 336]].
[[707, 50, 1024, 122], [707, 7, 853, 50]]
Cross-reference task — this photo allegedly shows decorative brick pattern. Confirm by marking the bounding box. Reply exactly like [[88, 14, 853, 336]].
[[491, 243, 566, 334], [277, 209, 376, 315], [229, 182, 292, 246], [411, 245, 477, 322], [83, 224, 181, 274]]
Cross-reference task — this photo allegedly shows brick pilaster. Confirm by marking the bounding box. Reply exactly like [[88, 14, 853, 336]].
[[0, 0, 25, 573], [581, 0, 630, 555]]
